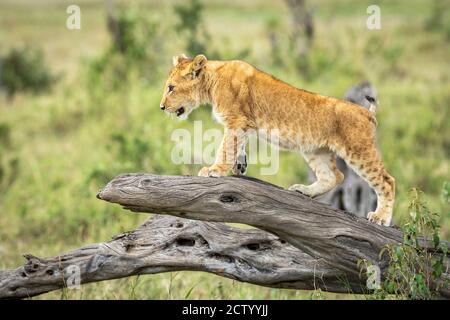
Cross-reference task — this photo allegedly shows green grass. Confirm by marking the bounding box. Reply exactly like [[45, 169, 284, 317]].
[[0, 0, 449, 299]]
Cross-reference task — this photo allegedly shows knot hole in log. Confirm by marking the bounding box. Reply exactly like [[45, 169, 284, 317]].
[[175, 234, 210, 248], [219, 194, 240, 203]]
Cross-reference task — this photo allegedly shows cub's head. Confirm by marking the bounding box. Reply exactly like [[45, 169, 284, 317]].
[[159, 53, 208, 120]]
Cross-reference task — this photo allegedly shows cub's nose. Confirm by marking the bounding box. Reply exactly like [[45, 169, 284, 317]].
[[160, 105, 166, 110]]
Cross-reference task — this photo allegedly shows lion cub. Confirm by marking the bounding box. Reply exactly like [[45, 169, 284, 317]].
[[159, 54, 395, 226]]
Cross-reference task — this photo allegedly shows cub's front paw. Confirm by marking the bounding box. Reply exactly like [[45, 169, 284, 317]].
[[232, 154, 247, 176], [197, 165, 228, 177]]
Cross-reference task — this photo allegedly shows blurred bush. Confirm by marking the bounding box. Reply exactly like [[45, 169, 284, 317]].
[[85, 128, 175, 188], [360, 189, 448, 300], [174, 0, 249, 60], [108, 132, 151, 171], [285, 0, 314, 76], [0, 46, 55, 98], [265, 16, 284, 67], [0, 122, 19, 195], [87, 6, 164, 95], [424, 2, 443, 32], [174, 0, 210, 57], [424, 0, 450, 39], [443, 182, 450, 206]]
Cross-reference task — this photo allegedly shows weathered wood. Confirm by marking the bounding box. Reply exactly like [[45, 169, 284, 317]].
[[97, 174, 398, 273], [1, 173, 448, 299], [0, 215, 351, 299], [97, 173, 450, 298]]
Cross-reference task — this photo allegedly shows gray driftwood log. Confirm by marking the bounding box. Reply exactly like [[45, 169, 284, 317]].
[[96, 174, 450, 297], [1, 215, 357, 299], [1, 174, 449, 299]]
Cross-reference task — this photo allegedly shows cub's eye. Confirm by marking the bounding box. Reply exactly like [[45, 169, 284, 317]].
[[168, 85, 174, 93]]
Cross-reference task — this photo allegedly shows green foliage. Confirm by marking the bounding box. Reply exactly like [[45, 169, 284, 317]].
[[382, 44, 404, 71], [363, 34, 405, 77], [85, 131, 152, 187], [0, 122, 11, 147], [309, 289, 325, 300], [424, 1, 450, 41], [0, 122, 19, 195], [86, 7, 164, 94], [0, 0, 449, 300], [0, 46, 54, 97], [173, 0, 251, 60], [424, 1, 449, 31], [442, 182, 450, 205], [184, 284, 197, 299], [174, 0, 210, 57], [108, 132, 151, 171], [377, 189, 448, 299], [265, 16, 284, 67], [303, 48, 337, 81]]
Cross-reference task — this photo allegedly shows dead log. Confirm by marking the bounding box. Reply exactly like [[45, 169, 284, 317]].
[[97, 173, 398, 274], [96, 173, 450, 298], [1, 173, 448, 299], [1, 215, 351, 299]]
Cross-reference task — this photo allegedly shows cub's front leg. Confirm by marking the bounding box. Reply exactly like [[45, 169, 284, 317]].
[[198, 127, 248, 177]]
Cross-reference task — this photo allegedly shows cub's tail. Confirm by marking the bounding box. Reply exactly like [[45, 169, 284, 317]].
[[365, 95, 378, 126], [365, 95, 377, 115]]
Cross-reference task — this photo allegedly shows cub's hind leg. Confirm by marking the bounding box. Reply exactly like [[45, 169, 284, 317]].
[[289, 149, 344, 197], [342, 145, 395, 226]]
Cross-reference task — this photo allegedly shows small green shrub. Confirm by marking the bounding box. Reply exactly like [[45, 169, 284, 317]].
[[0, 45, 55, 97], [361, 188, 449, 299]]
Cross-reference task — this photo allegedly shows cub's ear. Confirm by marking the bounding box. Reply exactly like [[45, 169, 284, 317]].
[[190, 54, 207, 75], [172, 53, 188, 67]]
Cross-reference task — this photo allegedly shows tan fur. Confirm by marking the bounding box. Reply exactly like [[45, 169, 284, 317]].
[[160, 54, 395, 226]]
